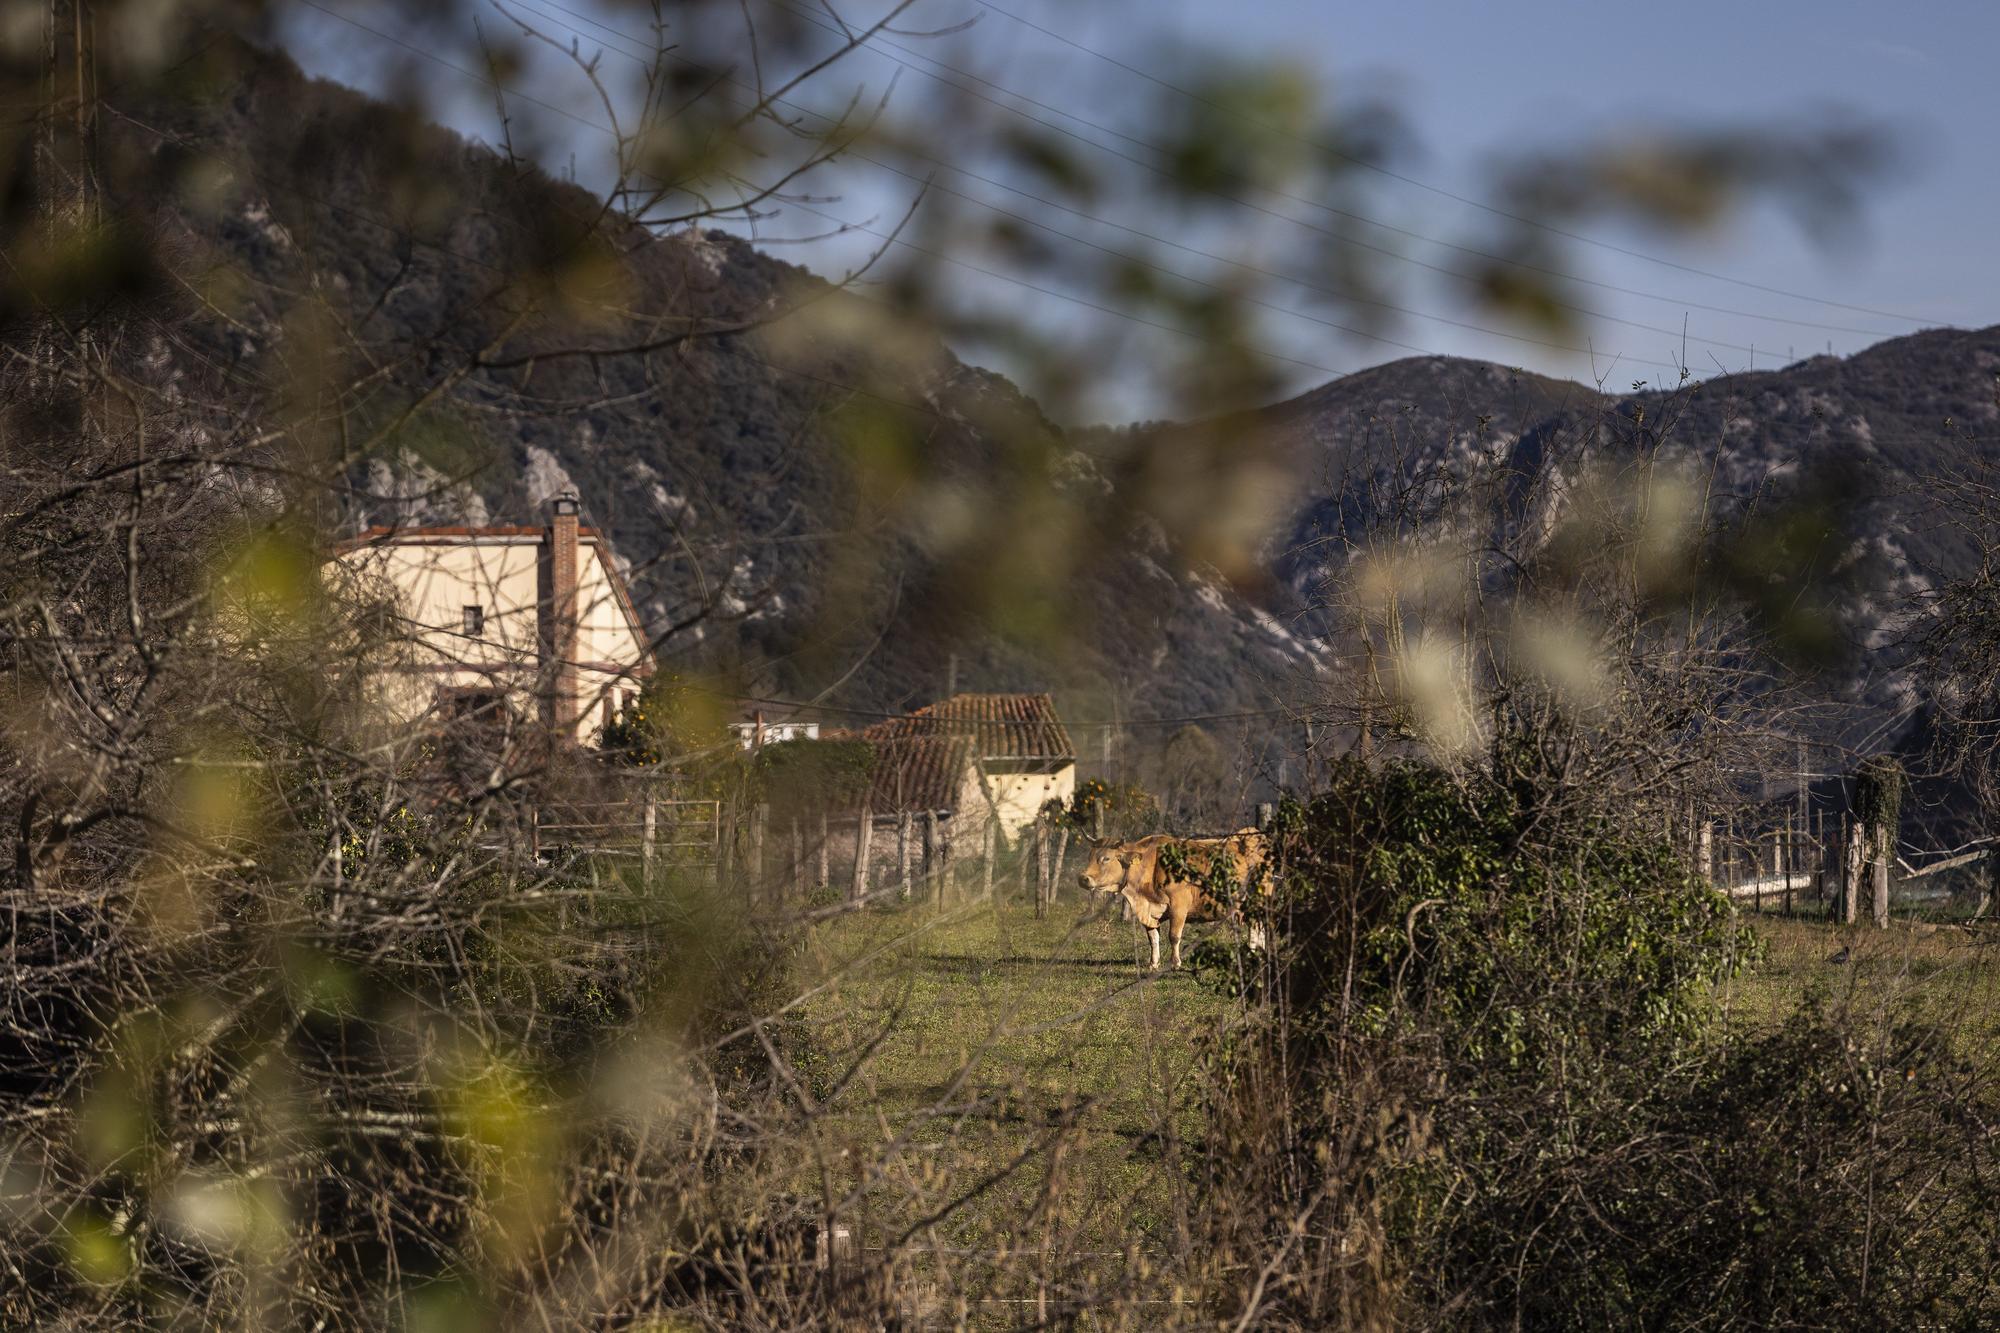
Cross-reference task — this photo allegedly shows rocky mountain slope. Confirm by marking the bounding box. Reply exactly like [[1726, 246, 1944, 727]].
[[107, 37, 1999, 765]]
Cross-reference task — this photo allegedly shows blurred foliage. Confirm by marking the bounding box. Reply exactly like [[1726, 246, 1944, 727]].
[[0, 0, 1949, 1325], [1061, 776, 1158, 837], [750, 735, 874, 816], [598, 672, 729, 766]]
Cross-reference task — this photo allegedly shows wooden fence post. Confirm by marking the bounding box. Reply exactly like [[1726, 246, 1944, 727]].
[[1782, 811, 1794, 915], [749, 803, 767, 892], [898, 811, 913, 900], [1872, 827, 1891, 929], [817, 809, 830, 892], [924, 811, 941, 905], [851, 807, 873, 905], [642, 794, 658, 880], [1726, 812, 1737, 896], [1842, 815, 1864, 926], [1016, 823, 1031, 904], [981, 819, 996, 901], [940, 823, 956, 904], [1034, 822, 1049, 918], [1051, 827, 1068, 905]]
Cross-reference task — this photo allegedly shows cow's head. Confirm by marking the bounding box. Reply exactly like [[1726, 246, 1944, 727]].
[[1078, 839, 1136, 895]]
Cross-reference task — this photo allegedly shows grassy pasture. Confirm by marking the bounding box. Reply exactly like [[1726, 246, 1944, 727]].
[[783, 890, 2000, 1319], [1728, 913, 2000, 1059], [793, 890, 1234, 1288]]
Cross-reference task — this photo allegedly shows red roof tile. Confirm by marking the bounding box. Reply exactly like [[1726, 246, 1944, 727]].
[[863, 692, 1074, 764], [863, 734, 973, 815]]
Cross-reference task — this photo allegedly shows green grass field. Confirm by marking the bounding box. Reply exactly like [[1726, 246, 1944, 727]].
[[796, 890, 1233, 1267], [1725, 912, 2000, 1054], [787, 893, 2000, 1316]]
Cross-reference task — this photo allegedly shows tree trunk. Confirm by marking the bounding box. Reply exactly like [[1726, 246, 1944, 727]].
[[1842, 817, 1865, 926]]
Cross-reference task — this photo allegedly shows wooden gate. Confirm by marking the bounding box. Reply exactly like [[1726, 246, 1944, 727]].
[[533, 794, 721, 874]]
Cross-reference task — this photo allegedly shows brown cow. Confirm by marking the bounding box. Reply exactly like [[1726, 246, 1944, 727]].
[[1079, 829, 1270, 969]]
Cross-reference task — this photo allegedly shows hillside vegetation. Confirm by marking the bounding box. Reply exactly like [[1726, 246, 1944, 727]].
[[114, 40, 1999, 752]]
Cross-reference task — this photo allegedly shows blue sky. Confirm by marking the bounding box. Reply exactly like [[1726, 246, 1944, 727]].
[[284, 0, 1994, 418]]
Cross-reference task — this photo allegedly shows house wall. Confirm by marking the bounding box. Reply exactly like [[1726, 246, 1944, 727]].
[[332, 533, 648, 743], [980, 765, 1076, 844], [573, 540, 650, 734]]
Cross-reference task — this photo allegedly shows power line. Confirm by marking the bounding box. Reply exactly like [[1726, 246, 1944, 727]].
[[335, 0, 1909, 381], [297, 0, 1350, 379], [970, 0, 1943, 329], [742, 0, 1866, 365], [513, 0, 1695, 373], [123, 17, 1981, 466]]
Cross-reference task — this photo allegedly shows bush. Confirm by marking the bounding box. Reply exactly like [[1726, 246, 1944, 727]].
[[1193, 757, 2000, 1328], [1277, 758, 1749, 1065], [1062, 777, 1158, 837]]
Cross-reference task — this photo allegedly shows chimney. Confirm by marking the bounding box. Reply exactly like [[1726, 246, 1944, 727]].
[[539, 492, 581, 738]]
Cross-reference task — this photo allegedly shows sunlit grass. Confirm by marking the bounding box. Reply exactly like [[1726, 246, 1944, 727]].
[[798, 893, 1231, 1261], [1727, 914, 2000, 1059]]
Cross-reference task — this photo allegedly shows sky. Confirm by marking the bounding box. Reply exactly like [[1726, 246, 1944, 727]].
[[282, 0, 1997, 420]]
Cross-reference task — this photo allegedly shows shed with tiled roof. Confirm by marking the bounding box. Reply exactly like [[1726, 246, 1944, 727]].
[[862, 693, 1075, 770], [863, 734, 977, 816], [863, 692, 1076, 839]]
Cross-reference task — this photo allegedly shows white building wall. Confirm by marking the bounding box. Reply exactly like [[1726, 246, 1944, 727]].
[[331, 532, 650, 743]]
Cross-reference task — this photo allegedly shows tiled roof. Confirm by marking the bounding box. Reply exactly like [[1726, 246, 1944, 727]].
[[864, 692, 1075, 764], [863, 734, 972, 815]]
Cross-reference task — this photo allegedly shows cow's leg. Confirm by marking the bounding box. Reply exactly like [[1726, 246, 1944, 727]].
[[1146, 926, 1160, 970], [1169, 901, 1192, 968]]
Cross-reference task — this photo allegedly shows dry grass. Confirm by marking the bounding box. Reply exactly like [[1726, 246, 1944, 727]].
[[1726, 913, 2000, 1060]]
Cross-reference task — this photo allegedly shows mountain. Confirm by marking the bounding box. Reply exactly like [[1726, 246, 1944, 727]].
[[1243, 336, 2000, 719], [101, 36, 2000, 777]]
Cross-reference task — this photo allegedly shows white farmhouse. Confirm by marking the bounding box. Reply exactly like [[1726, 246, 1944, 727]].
[[328, 493, 654, 743]]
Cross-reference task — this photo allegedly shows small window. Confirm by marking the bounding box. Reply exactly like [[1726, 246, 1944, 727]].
[[463, 605, 484, 636]]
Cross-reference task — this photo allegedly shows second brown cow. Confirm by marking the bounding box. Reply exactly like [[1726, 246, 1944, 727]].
[[1078, 829, 1270, 969]]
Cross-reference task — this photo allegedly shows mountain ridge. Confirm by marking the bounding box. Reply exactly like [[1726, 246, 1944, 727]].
[[106, 36, 2000, 763]]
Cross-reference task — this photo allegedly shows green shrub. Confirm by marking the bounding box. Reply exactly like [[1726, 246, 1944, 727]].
[[1061, 777, 1157, 837], [1196, 757, 2000, 1327]]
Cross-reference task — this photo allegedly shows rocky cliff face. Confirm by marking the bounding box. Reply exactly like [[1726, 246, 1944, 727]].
[[110, 38, 1999, 762]]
